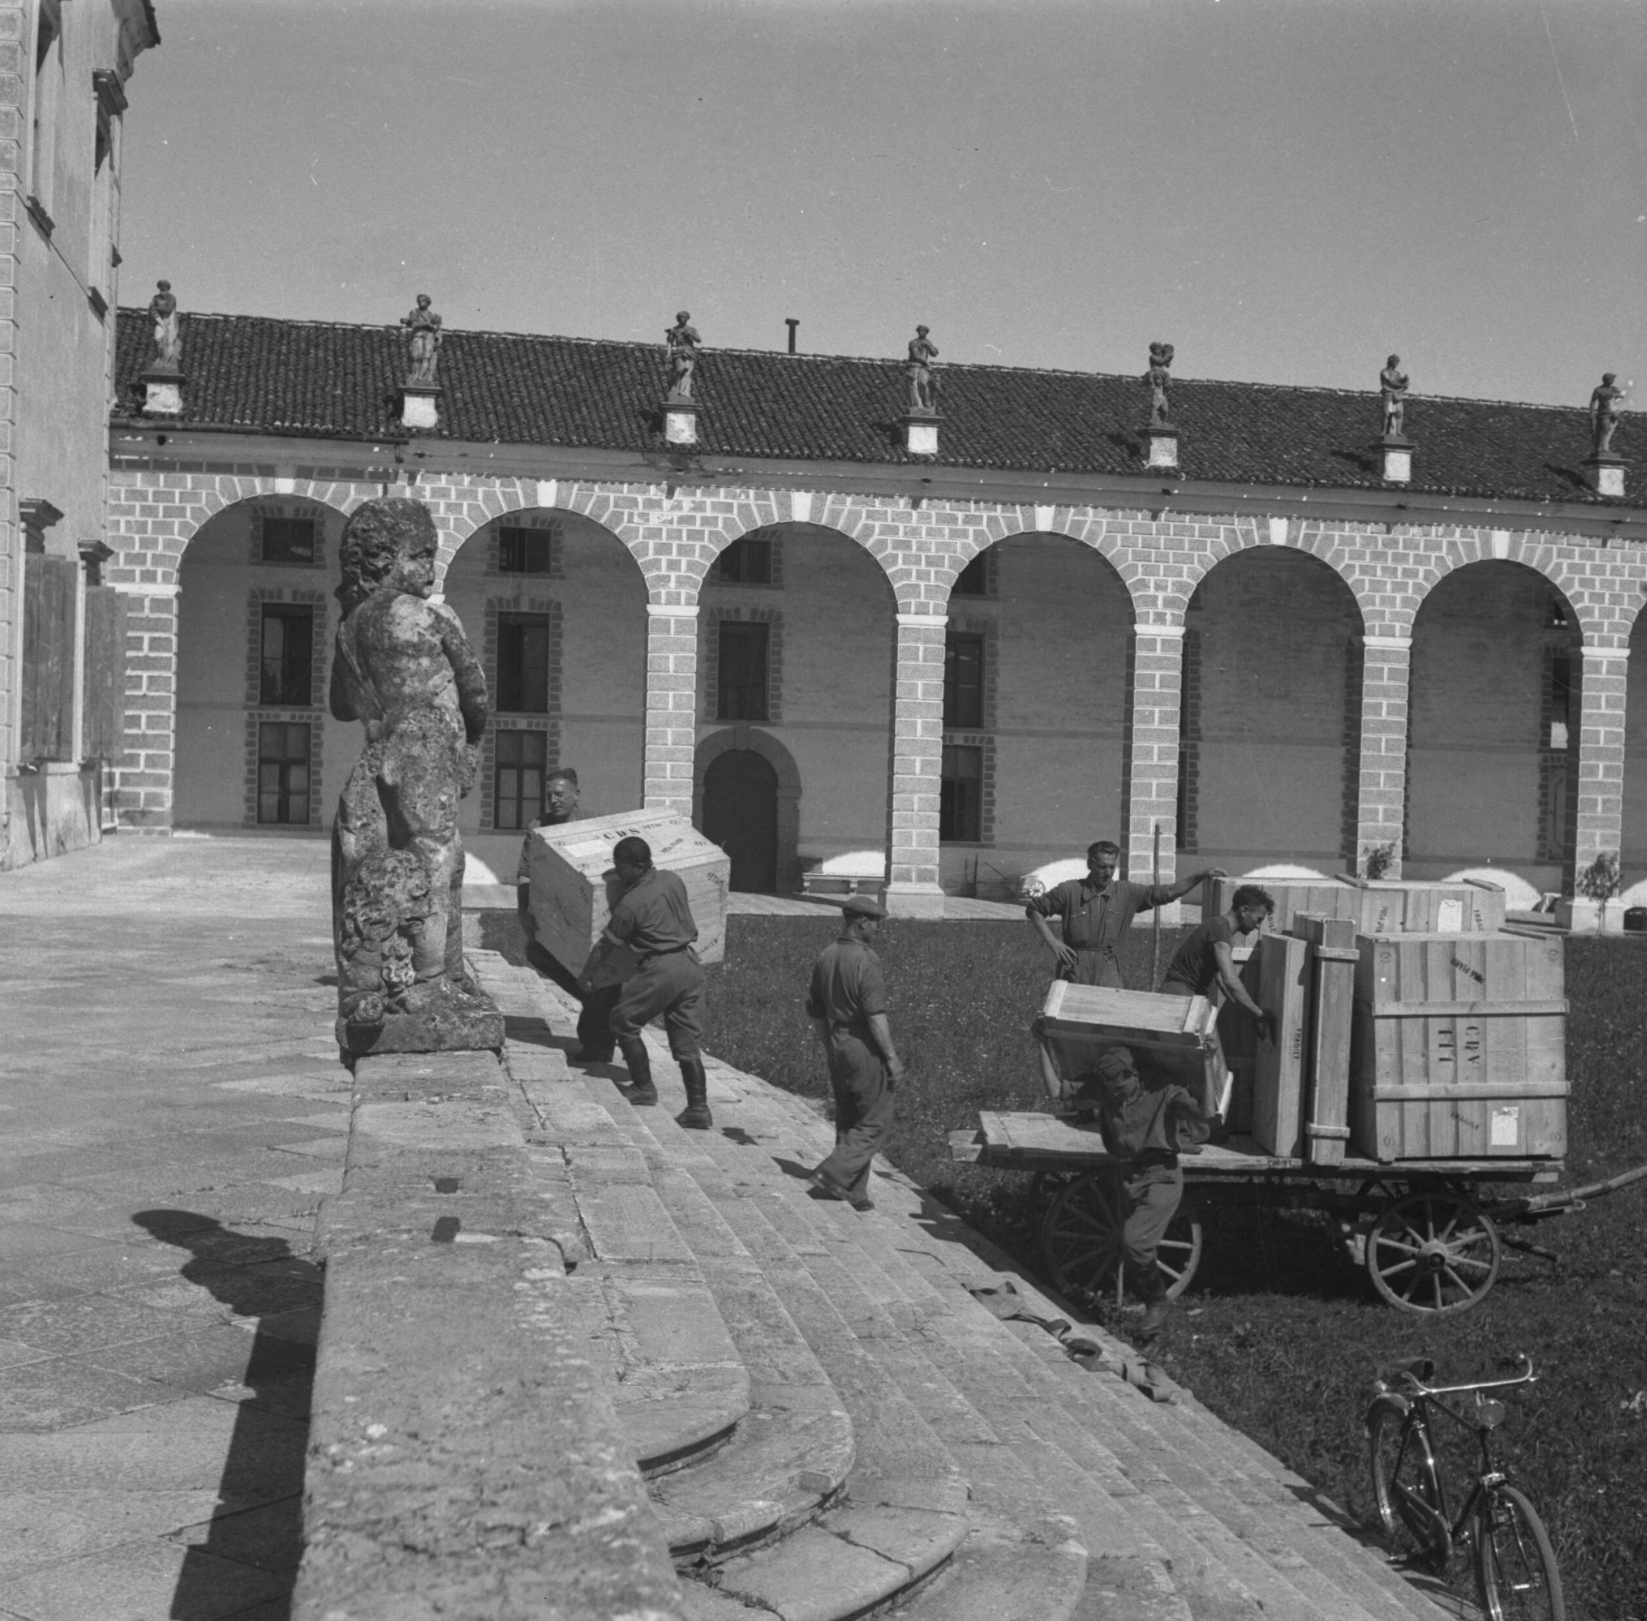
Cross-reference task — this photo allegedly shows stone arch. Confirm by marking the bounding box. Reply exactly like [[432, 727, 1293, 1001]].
[[1162, 518, 1381, 631], [435, 480, 652, 584], [692, 725, 803, 893], [1406, 529, 1616, 647], [1406, 559, 1582, 887], [709, 497, 895, 600], [1178, 545, 1367, 870]]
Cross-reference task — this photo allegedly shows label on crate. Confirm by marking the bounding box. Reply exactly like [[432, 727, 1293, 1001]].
[[1490, 1105, 1521, 1148]]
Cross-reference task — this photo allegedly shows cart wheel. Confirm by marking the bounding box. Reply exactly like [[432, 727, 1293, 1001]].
[[1366, 1188, 1502, 1315], [1041, 1169, 1203, 1306]]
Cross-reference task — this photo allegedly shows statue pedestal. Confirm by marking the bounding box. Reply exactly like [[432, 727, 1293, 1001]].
[[903, 411, 940, 456], [662, 398, 698, 446], [1379, 435, 1413, 484], [1584, 455, 1626, 498], [141, 368, 184, 416], [1144, 425, 1179, 470], [401, 383, 441, 430], [337, 983, 505, 1059]]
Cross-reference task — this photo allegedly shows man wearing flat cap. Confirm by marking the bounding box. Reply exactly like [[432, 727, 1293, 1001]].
[[1074, 1045, 1214, 1342], [806, 894, 905, 1211]]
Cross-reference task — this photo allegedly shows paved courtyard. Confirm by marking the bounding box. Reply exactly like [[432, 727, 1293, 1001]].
[[0, 835, 345, 1621]]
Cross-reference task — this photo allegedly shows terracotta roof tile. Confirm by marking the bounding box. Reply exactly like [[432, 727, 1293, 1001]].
[[113, 308, 1629, 505]]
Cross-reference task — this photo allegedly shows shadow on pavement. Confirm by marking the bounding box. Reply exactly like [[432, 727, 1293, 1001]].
[[132, 1209, 321, 1621]]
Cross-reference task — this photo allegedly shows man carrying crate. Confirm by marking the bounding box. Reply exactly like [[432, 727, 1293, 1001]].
[[1077, 1046, 1214, 1342], [1026, 840, 1225, 989]]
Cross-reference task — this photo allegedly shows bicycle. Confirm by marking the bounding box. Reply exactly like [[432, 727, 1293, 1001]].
[[1365, 1354, 1564, 1621]]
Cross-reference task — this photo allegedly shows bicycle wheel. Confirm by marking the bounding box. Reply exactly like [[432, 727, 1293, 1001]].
[[1367, 1398, 1450, 1568], [1475, 1483, 1564, 1621]]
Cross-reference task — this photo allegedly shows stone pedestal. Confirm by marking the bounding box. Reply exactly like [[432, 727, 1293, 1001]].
[[400, 383, 441, 431], [1379, 436, 1413, 484], [141, 369, 183, 416], [662, 398, 698, 446], [1144, 425, 1179, 470], [1583, 455, 1626, 498], [903, 412, 940, 456], [337, 985, 505, 1059]]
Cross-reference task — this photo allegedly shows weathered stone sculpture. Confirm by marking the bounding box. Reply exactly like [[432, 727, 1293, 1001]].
[[665, 311, 701, 400], [1380, 355, 1409, 439], [400, 294, 443, 386], [906, 326, 940, 413], [1144, 342, 1174, 426], [148, 280, 182, 373], [1590, 372, 1626, 459], [329, 497, 501, 1055]]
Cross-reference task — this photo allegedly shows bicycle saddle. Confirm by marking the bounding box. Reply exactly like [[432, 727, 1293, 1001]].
[[1379, 1356, 1436, 1385]]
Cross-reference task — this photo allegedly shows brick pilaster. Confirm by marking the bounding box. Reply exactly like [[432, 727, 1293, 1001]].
[[0, 1, 24, 856], [109, 584, 178, 831], [885, 612, 947, 916], [1123, 623, 1183, 886], [1354, 634, 1412, 877], [1573, 646, 1628, 883], [642, 602, 698, 815]]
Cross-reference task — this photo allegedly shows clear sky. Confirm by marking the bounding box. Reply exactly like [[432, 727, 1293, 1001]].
[[118, 0, 1645, 409]]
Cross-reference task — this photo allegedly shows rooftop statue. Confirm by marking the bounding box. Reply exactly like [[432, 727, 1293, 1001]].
[[666, 311, 701, 401], [148, 280, 182, 373], [400, 294, 443, 387], [906, 325, 940, 413], [1590, 372, 1626, 459], [1380, 355, 1409, 440], [329, 497, 499, 1054], [1145, 342, 1175, 427]]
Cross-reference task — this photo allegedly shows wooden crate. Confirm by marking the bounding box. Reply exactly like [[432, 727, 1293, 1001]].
[[525, 809, 730, 982], [1216, 944, 1262, 1132], [1200, 875, 1506, 938], [1250, 933, 1310, 1158], [1038, 982, 1224, 1110], [1292, 913, 1358, 1167], [1349, 932, 1567, 1161]]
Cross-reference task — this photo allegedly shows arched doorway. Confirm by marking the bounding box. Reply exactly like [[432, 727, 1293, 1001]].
[[702, 749, 779, 893]]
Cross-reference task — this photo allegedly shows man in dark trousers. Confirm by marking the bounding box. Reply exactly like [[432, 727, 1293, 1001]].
[[806, 895, 905, 1212], [581, 835, 712, 1130], [516, 768, 622, 1062], [1027, 840, 1225, 989], [1080, 1046, 1214, 1342]]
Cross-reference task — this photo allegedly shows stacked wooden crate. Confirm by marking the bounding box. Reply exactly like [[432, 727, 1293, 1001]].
[[525, 809, 730, 986], [1200, 874, 1506, 937], [1036, 982, 1223, 1110]]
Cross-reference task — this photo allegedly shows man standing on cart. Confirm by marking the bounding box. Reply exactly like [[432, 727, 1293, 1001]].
[[1026, 840, 1224, 989]]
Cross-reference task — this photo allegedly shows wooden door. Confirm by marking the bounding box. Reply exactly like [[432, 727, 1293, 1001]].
[[702, 749, 778, 893]]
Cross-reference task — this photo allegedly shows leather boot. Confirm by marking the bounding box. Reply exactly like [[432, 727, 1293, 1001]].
[[676, 1058, 713, 1131], [616, 1035, 658, 1105], [1134, 1264, 1171, 1343]]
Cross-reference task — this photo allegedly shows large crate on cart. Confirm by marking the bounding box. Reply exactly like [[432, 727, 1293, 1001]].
[[1201, 875, 1505, 937], [525, 808, 730, 983], [1037, 982, 1223, 1107], [1349, 932, 1566, 1161]]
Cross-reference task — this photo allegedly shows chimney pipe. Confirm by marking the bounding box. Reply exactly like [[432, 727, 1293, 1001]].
[[785, 318, 799, 355]]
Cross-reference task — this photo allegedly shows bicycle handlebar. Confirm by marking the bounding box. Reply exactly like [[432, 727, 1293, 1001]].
[[1376, 1354, 1535, 1399]]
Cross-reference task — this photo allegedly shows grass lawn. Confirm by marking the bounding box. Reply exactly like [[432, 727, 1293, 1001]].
[[703, 917, 1647, 1621]]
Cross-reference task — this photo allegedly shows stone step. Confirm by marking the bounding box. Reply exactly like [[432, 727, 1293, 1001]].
[[519, 1072, 857, 1566]]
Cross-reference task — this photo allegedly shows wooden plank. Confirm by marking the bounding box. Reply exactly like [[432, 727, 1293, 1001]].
[[1295, 912, 1356, 1168], [1251, 933, 1310, 1157], [83, 585, 127, 762], [19, 555, 77, 762]]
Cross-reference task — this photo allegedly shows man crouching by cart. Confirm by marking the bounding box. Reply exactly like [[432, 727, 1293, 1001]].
[[1071, 1046, 1214, 1343]]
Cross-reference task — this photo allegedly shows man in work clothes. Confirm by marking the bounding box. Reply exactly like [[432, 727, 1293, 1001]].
[[516, 768, 621, 1063], [1026, 839, 1225, 989], [582, 835, 713, 1130], [1081, 1046, 1214, 1342], [807, 895, 905, 1212]]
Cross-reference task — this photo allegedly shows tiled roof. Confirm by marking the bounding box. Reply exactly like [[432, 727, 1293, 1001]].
[[113, 308, 1629, 506]]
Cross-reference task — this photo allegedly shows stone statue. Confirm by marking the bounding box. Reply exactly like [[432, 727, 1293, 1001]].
[[1380, 355, 1410, 439], [1145, 342, 1174, 426], [148, 280, 182, 373], [665, 311, 700, 401], [906, 326, 940, 413], [328, 497, 499, 1054], [1590, 372, 1626, 459], [400, 294, 443, 387]]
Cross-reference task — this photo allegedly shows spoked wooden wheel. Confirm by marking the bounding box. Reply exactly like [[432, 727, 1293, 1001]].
[[1040, 1168, 1203, 1306], [1366, 1188, 1502, 1315]]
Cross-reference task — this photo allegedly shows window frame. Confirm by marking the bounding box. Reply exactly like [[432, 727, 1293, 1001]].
[[258, 602, 315, 708], [943, 630, 986, 731], [497, 526, 553, 576], [496, 610, 552, 714], [716, 618, 770, 721], [493, 728, 548, 831], [939, 743, 984, 843]]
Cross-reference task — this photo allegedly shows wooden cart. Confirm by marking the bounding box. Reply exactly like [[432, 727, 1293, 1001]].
[[950, 1112, 1647, 1316]]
